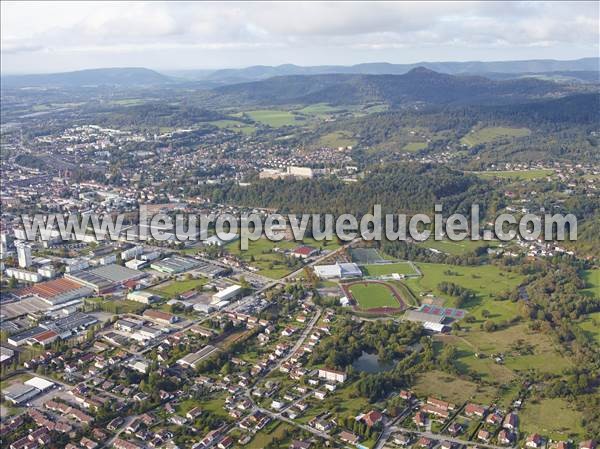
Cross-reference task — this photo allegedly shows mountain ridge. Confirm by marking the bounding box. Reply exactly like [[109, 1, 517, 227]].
[[2, 57, 598, 88], [209, 68, 576, 107]]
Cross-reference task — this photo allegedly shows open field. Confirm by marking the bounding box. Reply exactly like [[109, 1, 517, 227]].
[[578, 311, 600, 345], [440, 322, 573, 382], [318, 131, 356, 148], [413, 370, 498, 405], [419, 238, 499, 256], [474, 169, 554, 181], [209, 119, 256, 135], [582, 268, 600, 298], [297, 103, 342, 116], [402, 141, 427, 152], [520, 397, 585, 440], [361, 262, 418, 277], [239, 109, 303, 127], [404, 263, 524, 313], [152, 278, 207, 298], [246, 422, 295, 449], [460, 126, 531, 146], [84, 297, 146, 314], [226, 236, 340, 279]]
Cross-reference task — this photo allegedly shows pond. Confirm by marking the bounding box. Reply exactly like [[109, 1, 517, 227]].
[[352, 351, 396, 373]]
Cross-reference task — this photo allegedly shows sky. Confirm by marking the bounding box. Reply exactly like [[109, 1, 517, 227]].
[[1, 1, 598, 74]]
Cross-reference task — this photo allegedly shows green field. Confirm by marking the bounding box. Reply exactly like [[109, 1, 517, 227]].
[[578, 311, 600, 345], [348, 282, 400, 309], [404, 262, 524, 314], [226, 237, 340, 279], [319, 131, 356, 148], [246, 422, 295, 449], [209, 119, 256, 135], [84, 297, 146, 314], [361, 262, 417, 277], [153, 278, 207, 298], [474, 169, 554, 181], [239, 109, 303, 127], [441, 322, 573, 382], [402, 141, 427, 152], [413, 370, 498, 405], [297, 103, 342, 116], [419, 238, 498, 256], [582, 268, 600, 298], [460, 126, 531, 146], [520, 398, 585, 440]]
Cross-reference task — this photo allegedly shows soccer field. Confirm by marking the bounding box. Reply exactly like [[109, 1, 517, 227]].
[[348, 282, 401, 309], [361, 262, 417, 277]]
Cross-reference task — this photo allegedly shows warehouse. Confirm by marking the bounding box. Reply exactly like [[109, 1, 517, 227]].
[[40, 312, 98, 336], [212, 284, 242, 302], [24, 376, 55, 392], [194, 260, 229, 278], [2, 383, 40, 405], [15, 278, 94, 306], [7, 326, 50, 346], [150, 256, 200, 274], [177, 345, 217, 369], [66, 264, 145, 293], [127, 291, 158, 304], [143, 309, 177, 324]]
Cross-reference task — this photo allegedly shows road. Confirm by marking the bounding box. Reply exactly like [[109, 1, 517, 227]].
[[268, 308, 322, 375], [388, 425, 517, 449]]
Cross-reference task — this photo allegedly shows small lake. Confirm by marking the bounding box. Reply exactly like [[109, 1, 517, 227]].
[[352, 351, 396, 373]]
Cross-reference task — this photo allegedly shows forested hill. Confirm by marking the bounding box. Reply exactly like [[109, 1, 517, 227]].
[[181, 57, 600, 83], [203, 163, 491, 216], [211, 67, 576, 107], [1, 67, 171, 88]]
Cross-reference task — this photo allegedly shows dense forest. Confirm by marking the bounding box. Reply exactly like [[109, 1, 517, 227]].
[[197, 162, 492, 216]]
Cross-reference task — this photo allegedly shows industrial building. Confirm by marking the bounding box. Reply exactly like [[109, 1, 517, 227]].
[[142, 309, 177, 324], [176, 345, 218, 369], [5, 268, 42, 283], [15, 278, 94, 306], [3, 383, 40, 405], [127, 291, 158, 304], [16, 241, 32, 268], [120, 246, 144, 261], [313, 263, 362, 279], [212, 284, 243, 302], [65, 264, 145, 293], [150, 256, 200, 274]]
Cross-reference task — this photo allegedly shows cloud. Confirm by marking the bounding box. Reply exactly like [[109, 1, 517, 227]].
[[2, 40, 44, 55], [1, 1, 598, 72]]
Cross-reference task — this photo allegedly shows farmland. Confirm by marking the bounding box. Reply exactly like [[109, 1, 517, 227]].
[[404, 262, 524, 313], [582, 268, 600, 297], [402, 141, 427, 152], [474, 169, 554, 181], [318, 131, 356, 148], [419, 238, 498, 256], [238, 109, 303, 127], [439, 322, 574, 383], [460, 126, 531, 146], [578, 311, 600, 345], [520, 398, 586, 440], [412, 370, 498, 405]]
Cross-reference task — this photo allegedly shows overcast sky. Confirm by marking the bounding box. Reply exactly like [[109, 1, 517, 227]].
[[1, 1, 598, 74]]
